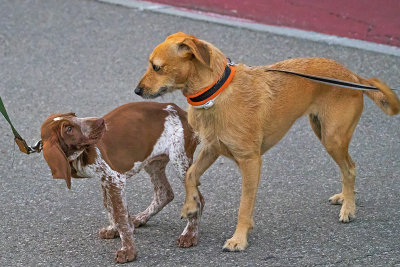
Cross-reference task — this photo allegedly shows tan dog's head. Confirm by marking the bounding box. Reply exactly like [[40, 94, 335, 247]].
[[40, 113, 105, 189], [135, 32, 226, 98]]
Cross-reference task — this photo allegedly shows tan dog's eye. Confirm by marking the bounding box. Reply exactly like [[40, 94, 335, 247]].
[[152, 64, 161, 72], [66, 126, 73, 133]]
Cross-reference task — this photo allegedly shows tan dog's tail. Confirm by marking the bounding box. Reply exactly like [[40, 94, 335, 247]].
[[360, 77, 400, 116]]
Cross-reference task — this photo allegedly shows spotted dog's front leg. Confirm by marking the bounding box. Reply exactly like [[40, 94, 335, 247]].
[[179, 146, 218, 248], [177, 192, 204, 247], [103, 178, 137, 263], [99, 184, 119, 239]]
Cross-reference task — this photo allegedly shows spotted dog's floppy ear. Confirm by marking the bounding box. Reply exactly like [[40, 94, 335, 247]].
[[42, 140, 72, 189]]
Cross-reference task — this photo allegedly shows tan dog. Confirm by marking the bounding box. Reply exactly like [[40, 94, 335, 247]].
[[40, 102, 198, 263], [135, 32, 400, 251]]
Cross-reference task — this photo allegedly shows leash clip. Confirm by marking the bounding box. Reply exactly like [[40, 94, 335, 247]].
[[14, 138, 42, 154], [227, 57, 235, 66], [28, 140, 43, 154]]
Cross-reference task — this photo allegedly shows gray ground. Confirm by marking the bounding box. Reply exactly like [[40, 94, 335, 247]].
[[0, 0, 399, 266]]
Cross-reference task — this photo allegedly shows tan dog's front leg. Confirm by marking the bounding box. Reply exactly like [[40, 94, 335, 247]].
[[181, 146, 218, 219], [223, 155, 261, 252], [103, 179, 137, 263]]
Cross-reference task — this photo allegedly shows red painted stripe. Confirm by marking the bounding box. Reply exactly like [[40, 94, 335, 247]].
[[145, 0, 400, 47]]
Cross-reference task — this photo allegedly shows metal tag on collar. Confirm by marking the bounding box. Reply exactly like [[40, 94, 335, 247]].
[[203, 99, 214, 109], [194, 99, 215, 109]]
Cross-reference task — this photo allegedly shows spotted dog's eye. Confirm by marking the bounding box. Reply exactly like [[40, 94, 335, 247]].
[[152, 64, 161, 72], [66, 126, 73, 133]]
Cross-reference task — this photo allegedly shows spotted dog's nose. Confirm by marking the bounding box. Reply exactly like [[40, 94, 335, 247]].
[[135, 86, 143, 96]]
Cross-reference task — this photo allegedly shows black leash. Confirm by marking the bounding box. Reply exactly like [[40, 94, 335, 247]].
[[0, 96, 42, 154], [265, 69, 398, 91]]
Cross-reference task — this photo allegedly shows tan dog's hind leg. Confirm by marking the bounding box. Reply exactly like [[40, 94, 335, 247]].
[[223, 155, 261, 251], [325, 137, 357, 222], [311, 96, 362, 223], [132, 156, 174, 227], [326, 143, 357, 223], [329, 163, 356, 223], [326, 123, 360, 223]]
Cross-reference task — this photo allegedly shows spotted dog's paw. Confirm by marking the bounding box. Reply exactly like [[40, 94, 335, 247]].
[[114, 246, 137, 263], [131, 213, 148, 228], [99, 226, 119, 239], [177, 221, 199, 248]]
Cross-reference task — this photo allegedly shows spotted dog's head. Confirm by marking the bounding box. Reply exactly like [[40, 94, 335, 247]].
[[40, 113, 105, 188]]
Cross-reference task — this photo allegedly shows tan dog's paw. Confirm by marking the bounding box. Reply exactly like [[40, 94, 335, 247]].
[[114, 246, 137, 263], [222, 237, 248, 252], [180, 197, 201, 219], [339, 201, 356, 223], [177, 230, 198, 248], [131, 213, 148, 228], [329, 193, 344, 205], [99, 227, 119, 239]]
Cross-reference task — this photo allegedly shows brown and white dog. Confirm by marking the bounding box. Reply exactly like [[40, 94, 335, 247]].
[[135, 32, 400, 252], [40, 102, 198, 263]]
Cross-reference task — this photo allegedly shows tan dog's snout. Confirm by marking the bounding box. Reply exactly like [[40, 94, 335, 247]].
[[134, 83, 168, 99], [134, 86, 144, 96], [135, 67, 172, 98]]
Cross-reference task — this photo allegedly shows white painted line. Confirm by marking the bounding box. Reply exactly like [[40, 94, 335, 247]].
[[97, 0, 400, 57]]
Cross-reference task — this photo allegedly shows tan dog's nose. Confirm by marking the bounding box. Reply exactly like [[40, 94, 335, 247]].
[[135, 86, 143, 96]]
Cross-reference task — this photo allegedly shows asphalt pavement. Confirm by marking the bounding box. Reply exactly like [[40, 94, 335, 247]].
[[0, 0, 399, 266]]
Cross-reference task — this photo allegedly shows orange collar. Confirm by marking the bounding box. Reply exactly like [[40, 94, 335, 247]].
[[185, 60, 236, 109]]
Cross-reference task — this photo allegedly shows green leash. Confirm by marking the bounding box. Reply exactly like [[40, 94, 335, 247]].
[[0, 96, 42, 154]]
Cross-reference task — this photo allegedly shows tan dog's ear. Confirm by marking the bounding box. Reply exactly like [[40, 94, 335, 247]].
[[42, 140, 72, 189], [178, 38, 211, 68], [166, 32, 190, 40]]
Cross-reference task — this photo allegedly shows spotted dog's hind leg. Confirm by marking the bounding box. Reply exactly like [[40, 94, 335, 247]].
[[132, 155, 174, 227]]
